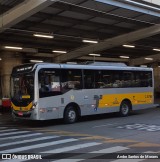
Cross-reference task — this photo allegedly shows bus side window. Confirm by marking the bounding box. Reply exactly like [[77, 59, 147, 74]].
[[141, 72, 152, 87], [147, 72, 152, 87], [38, 69, 61, 98], [101, 70, 112, 88], [94, 70, 106, 88], [122, 71, 134, 87], [86, 77, 93, 89], [83, 70, 95, 89], [61, 69, 82, 92]]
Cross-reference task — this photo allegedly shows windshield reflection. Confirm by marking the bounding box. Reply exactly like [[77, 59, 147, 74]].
[[11, 74, 34, 101]]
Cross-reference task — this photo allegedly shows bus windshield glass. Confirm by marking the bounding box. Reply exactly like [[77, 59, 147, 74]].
[[11, 73, 34, 102]]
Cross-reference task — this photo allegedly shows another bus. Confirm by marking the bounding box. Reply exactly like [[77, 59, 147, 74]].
[[10, 62, 154, 123]]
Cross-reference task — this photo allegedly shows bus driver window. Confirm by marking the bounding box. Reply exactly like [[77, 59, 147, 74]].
[[38, 69, 61, 97]]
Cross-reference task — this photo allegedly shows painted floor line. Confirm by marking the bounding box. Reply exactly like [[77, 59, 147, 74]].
[[43, 142, 101, 154], [0, 129, 18, 133], [0, 133, 43, 140], [93, 123, 118, 128], [2, 142, 101, 162], [0, 138, 78, 153], [0, 131, 30, 137], [0, 136, 59, 147], [0, 127, 8, 129], [52, 146, 129, 162]]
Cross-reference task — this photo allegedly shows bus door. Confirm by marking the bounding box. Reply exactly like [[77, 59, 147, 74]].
[[83, 69, 101, 113], [61, 68, 84, 105], [38, 68, 61, 119]]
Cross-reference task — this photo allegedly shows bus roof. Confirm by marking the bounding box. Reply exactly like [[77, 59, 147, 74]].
[[34, 62, 152, 71], [11, 62, 153, 75]]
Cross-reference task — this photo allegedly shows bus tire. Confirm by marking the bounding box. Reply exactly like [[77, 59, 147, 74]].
[[119, 100, 131, 117], [64, 106, 77, 124]]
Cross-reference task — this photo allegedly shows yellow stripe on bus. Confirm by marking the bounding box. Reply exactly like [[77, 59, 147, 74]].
[[98, 92, 153, 108], [11, 102, 33, 111], [22, 95, 30, 99]]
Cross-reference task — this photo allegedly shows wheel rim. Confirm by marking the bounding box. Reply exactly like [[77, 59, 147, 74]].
[[68, 110, 76, 121], [121, 104, 129, 115]]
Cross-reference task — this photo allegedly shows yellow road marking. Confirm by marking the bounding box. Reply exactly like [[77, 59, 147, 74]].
[[25, 127, 160, 148], [48, 132, 90, 136], [129, 142, 160, 147], [26, 128, 92, 137], [106, 139, 138, 143], [80, 136, 112, 140]]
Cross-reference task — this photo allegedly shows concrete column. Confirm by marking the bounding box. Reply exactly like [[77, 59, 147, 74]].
[[0, 51, 22, 98], [152, 63, 160, 96], [128, 59, 134, 66], [128, 60, 160, 97]]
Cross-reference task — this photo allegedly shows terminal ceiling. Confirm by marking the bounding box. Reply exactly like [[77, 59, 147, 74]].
[[0, 0, 160, 66]]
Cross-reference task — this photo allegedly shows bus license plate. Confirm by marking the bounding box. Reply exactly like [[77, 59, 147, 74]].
[[18, 111, 23, 116]]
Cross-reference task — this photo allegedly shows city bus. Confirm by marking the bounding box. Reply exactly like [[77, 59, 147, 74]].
[[10, 62, 154, 123]]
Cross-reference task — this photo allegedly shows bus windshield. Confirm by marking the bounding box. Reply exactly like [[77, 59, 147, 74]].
[[11, 73, 34, 102]]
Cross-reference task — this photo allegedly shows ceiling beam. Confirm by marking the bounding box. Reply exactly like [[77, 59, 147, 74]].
[[15, 20, 113, 39], [33, 53, 55, 58], [0, 34, 80, 49], [96, 0, 160, 17], [129, 53, 160, 66], [77, 56, 128, 62], [0, 0, 58, 32], [35, 12, 131, 33], [137, 0, 160, 7], [55, 24, 160, 62], [53, 1, 153, 26]]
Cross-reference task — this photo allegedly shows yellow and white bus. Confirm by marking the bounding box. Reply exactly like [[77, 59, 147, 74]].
[[11, 62, 154, 123]]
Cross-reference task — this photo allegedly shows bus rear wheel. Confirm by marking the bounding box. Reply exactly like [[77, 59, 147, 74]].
[[64, 106, 77, 124], [119, 101, 131, 117]]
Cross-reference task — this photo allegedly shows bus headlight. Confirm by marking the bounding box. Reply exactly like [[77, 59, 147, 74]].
[[32, 102, 37, 109]]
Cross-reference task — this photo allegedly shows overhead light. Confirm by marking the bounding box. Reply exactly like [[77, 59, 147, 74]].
[[153, 48, 160, 52], [145, 57, 153, 61], [0, 58, 2, 61], [140, 65, 147, 67], [52, 50, 67, 54], [120, 56, 130, 59], [4, 46, 23, 50], [33, 34, 54, 39], [123, 44, 135, 48], [82, 39, 98, 44], [66, 62, 77, 64], [89, 53, 101, 56], [30, 60, 43, 63]]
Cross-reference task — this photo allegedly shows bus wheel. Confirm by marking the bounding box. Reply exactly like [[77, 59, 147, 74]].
[[64, 106, 77, 124], [119, 101, 131, 117]]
